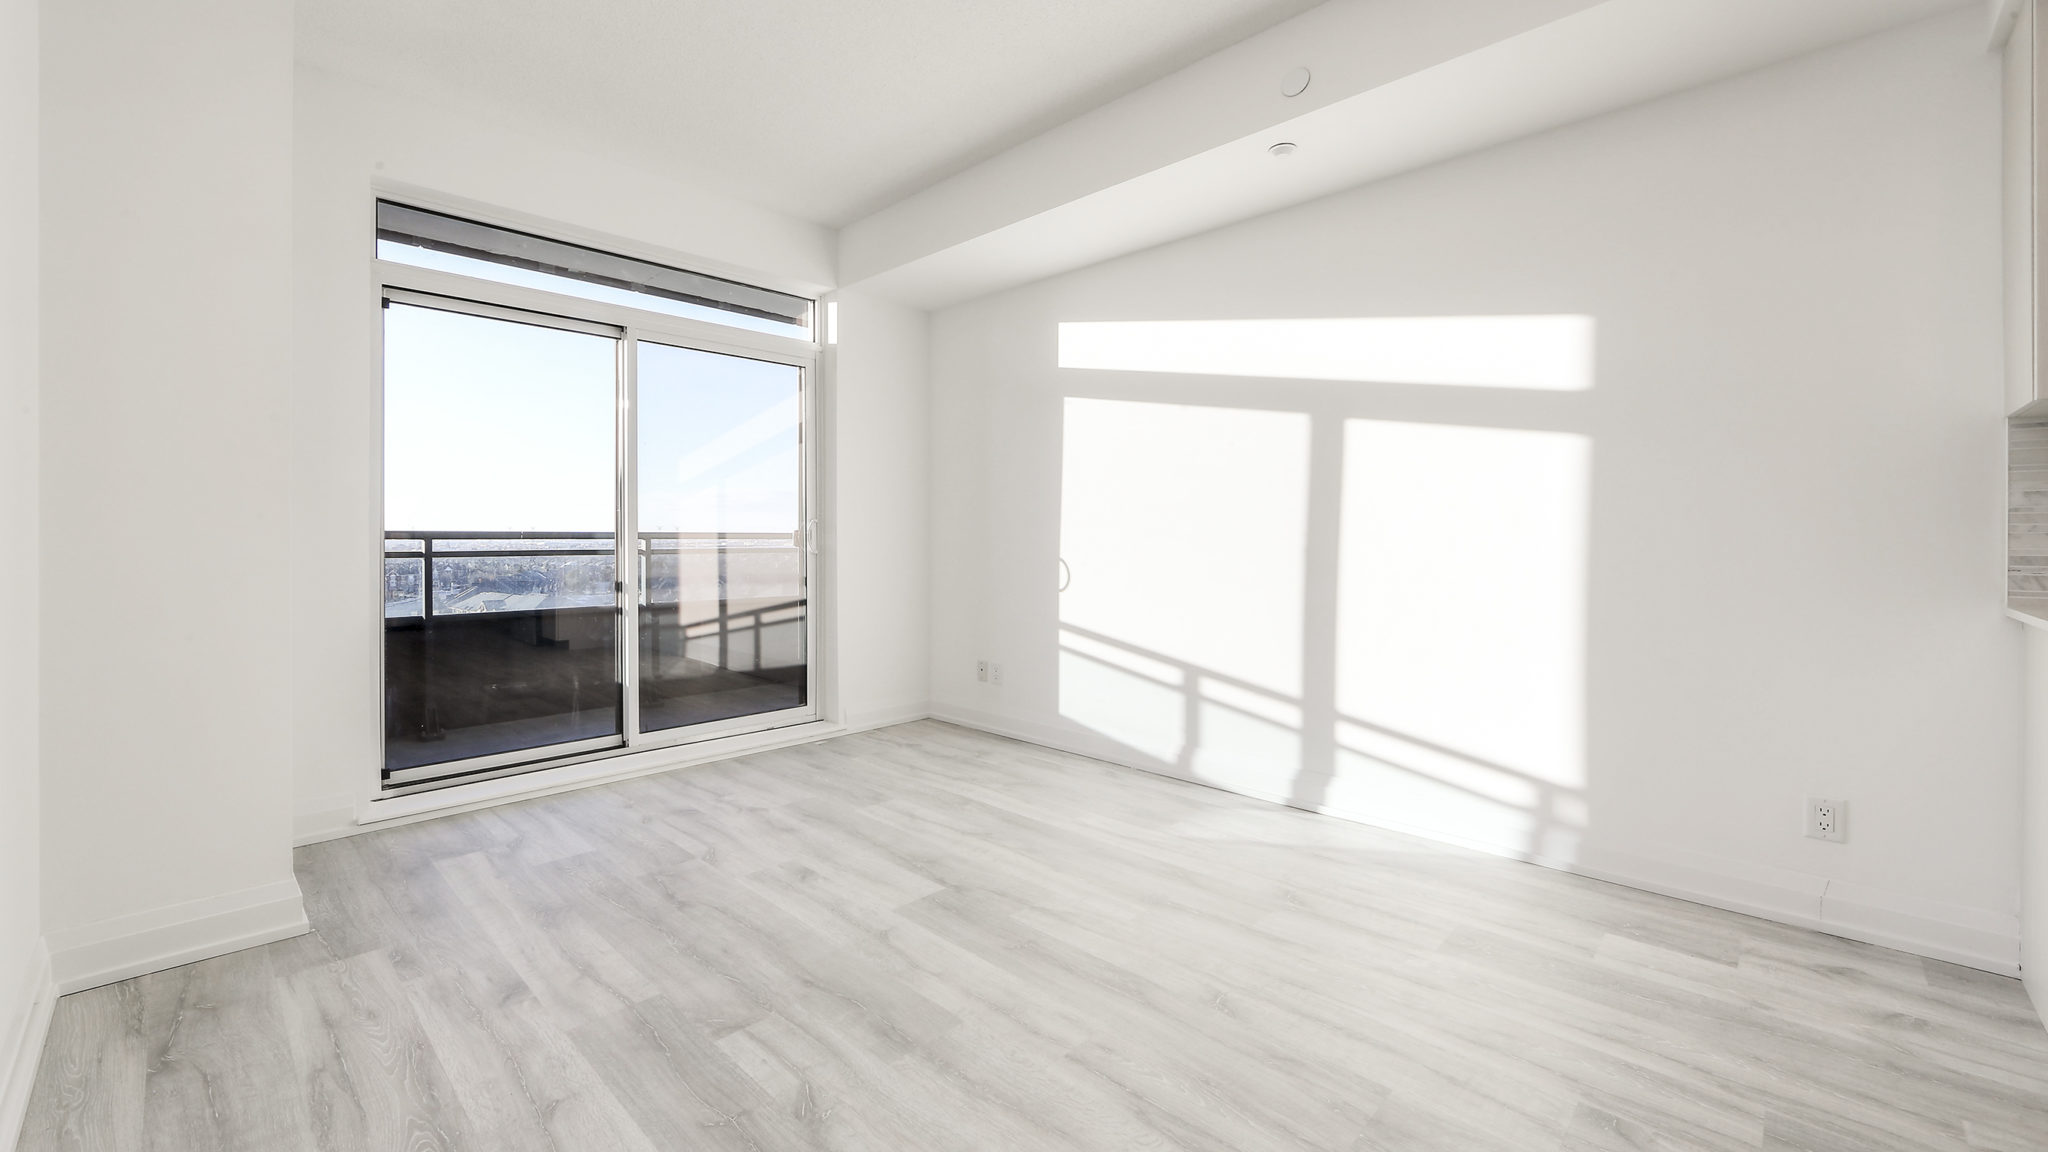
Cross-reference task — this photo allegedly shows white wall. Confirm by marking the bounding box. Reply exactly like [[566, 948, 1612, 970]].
[[0, 0, 43, 1136], [291, 67, 929, 837], [37, 0, 305, 994], [826, 291, 933, 728], [2023, 628, 2048, 1014], [930, 11, 2023, 972]]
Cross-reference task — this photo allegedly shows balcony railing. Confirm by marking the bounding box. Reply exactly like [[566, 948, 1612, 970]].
[[383, 529, 800, 621], [382, 530, 809, 777]]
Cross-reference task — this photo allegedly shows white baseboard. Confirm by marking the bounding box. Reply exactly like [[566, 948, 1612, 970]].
[[294, 792, 358, 847], [927, 705, 2022, 977], [0, 939, 55, 1152], [47, 879, 310, 995], [1561, 848, 2020, 976], [1815, 879, 2019, 975], [842, 702, 933, 733]]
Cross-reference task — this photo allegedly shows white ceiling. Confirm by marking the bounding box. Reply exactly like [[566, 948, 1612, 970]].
[[845, 0, 1975, 306], [297, 0, 1324, 227]]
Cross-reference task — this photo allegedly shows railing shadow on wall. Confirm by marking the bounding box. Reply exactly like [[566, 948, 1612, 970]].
[[1049, 314, 1595, 867], [1055, 622, 1586, 865]]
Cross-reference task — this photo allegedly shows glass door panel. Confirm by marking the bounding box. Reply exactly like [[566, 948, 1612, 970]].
[[636, 342, 807, 733], [382, 301, 623, 782]]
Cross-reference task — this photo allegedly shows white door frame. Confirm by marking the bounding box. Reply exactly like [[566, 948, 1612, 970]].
[[361, 217, 829, 821]]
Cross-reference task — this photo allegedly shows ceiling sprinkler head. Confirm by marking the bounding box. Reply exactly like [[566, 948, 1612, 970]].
[[1269, 141, 1298, 157]]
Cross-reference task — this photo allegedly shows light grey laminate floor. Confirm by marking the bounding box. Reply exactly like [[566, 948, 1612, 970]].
[[17, 721, 2048, 1151]]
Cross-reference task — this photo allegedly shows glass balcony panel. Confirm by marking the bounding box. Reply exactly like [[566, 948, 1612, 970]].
[[429, 552, 617, 616], [384, 557, 425, 619]]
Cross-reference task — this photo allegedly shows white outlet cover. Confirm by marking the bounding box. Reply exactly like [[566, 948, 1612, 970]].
[[1804, 796, 1847, 843]]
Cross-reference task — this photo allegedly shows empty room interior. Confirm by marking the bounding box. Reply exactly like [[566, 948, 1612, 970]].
[[13, 0, 2048, 1148]]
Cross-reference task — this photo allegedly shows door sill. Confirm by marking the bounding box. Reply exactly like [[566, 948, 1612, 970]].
[[354, 718, 846, 832]]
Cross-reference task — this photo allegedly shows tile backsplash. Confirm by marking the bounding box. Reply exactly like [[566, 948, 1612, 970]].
[[2011, 420, 2048, 599]]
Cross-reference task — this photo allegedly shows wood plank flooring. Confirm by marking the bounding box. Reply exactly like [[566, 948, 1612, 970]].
[[17, 720, 2048, 1150]]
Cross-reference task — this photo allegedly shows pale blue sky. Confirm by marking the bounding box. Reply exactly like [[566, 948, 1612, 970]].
[[383, 303, 799, 535]]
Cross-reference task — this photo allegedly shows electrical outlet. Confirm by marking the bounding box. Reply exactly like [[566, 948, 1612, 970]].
[[990, 662, 1004, 685], [1805, 796, 1847, 843], [976, 660, 988, 683]]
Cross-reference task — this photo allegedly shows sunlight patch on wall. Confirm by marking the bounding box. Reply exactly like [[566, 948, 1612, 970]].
[[1191, 696, 1302, 800], [1057, 397, 1309, 772], [1058, 316, 1595, 390], [1057, 643, 1187, 764], [1058, 398, 1308, 695], [1327, 419, 1589, 862], [1330, 721, 1553, 858], [1057, 637, 1301, 782]]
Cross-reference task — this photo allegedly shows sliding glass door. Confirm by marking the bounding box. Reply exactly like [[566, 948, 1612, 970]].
[[381, 291, 814, 793], [382, 300, 624, 784], [635, 343, 808, 735]]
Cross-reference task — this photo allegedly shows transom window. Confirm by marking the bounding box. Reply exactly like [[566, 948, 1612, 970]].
[[376, 200, 812, 338]]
